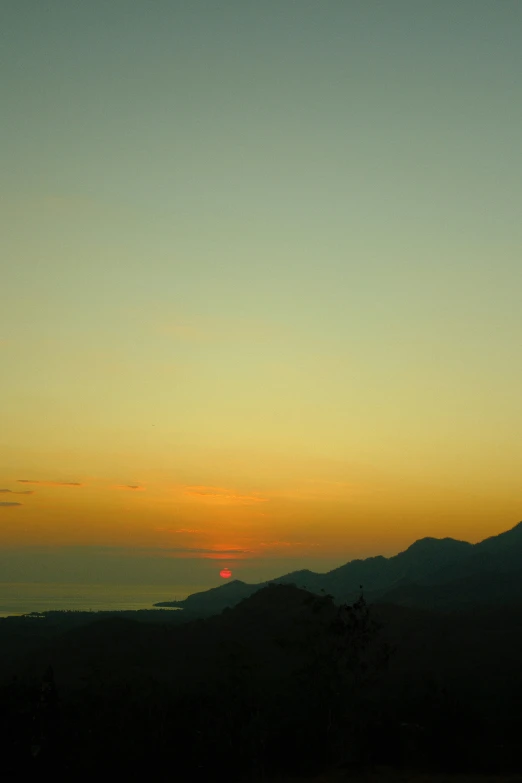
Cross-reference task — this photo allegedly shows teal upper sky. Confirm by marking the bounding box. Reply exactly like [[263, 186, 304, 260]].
[[3, 0, 521, 330]]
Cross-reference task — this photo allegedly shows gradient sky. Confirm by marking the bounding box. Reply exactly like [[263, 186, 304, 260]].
[[1, 0, 521, 590]]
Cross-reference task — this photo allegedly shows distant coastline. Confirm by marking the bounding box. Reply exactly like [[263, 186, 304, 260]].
[[0, 582, 202, 617]]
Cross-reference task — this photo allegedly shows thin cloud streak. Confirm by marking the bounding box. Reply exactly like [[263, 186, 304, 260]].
[[184, 485, 268, 505], [0, 544, 253, 556], [154, 527, 203, 534], [0, 489, 34, 495], [157, 315, 277, 344], [175, 528, 203, 534], [17, 480, 83, 487], [101, 545, 254, 558], [0, 502, 22, 508]]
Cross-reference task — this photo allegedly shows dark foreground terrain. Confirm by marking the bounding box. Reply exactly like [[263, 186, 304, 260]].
[[270, 776, 522, 783], [267, 775, 522, 783], [1, 584, 521, 781]]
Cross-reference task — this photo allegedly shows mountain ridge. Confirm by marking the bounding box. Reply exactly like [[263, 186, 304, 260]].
[[154, 521, 522, 615]]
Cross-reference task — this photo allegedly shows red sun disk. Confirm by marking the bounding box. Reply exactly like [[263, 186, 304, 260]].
[[220, 568, 232, 579]]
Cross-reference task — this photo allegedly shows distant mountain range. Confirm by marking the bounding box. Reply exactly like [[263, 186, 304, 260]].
[[155, 521, 522, 615]]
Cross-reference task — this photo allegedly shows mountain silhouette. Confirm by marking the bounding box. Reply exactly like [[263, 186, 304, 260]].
[[155, 578, 259, 614], [155, 521, 522, 615]]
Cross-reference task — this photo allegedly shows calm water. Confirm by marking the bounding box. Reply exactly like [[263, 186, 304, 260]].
[[0, 583, 201, 617]]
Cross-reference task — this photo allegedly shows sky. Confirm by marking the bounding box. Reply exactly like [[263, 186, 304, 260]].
[[1, 0, 521, 591]]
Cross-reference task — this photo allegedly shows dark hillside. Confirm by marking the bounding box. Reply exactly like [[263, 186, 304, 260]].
[[1, 585, 522, 779]]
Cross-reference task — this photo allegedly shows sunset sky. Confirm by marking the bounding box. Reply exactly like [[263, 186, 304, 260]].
[[1, 1, 521, 590]]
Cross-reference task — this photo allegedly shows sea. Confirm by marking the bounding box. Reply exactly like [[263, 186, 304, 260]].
[[0, 583, 202, 617]]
